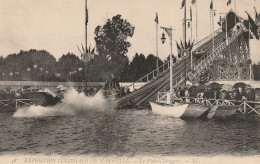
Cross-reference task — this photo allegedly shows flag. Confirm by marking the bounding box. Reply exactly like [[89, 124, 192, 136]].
[[188, 40, 191, 48], [190, 7, 192, 21], [180, 40, 184, 49], [189, 40, 195, 51], [191, 0, 196, 5], [155, 12, 158, 24], [91, 47, 95, 54], [86, 8, 88, 24], [227, 0, 231, 6], [176, 41, 181, 58], [180, 0, 186, 9], [165, 28, 172, 37], [246, 11, 259, 39], [254, 6, 259, 20], [210, 0, 213, 10]]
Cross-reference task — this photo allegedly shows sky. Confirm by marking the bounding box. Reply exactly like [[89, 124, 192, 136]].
[[0, 0, 259, 61]]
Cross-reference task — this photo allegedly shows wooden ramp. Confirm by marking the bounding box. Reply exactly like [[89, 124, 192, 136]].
[[117, 28, 242, 109]]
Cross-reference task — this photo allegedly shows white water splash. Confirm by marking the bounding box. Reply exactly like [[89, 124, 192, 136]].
[[39, 88, 57, 97], [13, 88, 116, 118]]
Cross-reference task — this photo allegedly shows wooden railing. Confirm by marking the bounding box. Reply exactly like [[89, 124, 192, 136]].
[[157, 93, 260, 116], [192, 29, 242, 72], [123, 29, 224, 92], [0, 99, 33, 109]]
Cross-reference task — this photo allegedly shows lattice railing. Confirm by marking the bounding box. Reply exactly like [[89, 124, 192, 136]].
[[123, 29, 223, 92], [191, 29, 243, 76], [156, 72, 186, 103]]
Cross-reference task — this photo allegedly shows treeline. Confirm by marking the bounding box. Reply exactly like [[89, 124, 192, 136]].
[[1, 49, 260, 82], [0, 49, 163, 82]]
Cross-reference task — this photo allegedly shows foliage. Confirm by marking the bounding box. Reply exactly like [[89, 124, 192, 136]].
[[94, 14, 135, 80], [57, 53, 84, 82], [119, 53, 163, 82], [0, 50, 57, 81]]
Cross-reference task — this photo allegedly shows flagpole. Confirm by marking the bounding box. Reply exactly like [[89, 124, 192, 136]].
[[191, 19, 193, 68], [234, 0, 237, 25], [85, 0, 88, 51], [249, 22, 251, 81], [210, 7, 212, 46], [190, 8, 193, 69], [184, 0, 186, 45], [196, 1, 198, 45], [212, 3, 215, 54], [184, 0, 187, 84], [85, 0, 88, 90]]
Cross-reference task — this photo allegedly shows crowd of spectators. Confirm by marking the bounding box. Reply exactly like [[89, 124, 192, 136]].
[[173, 84, 260, 102]]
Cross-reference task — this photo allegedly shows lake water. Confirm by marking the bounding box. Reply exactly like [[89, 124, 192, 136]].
[[0, 109, 260, 157]]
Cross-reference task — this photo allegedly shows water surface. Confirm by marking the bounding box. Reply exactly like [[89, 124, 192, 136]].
[[0, 109, 259, 156]]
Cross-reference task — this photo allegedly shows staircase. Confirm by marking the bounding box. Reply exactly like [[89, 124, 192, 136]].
[[116, 28, 243, 109]]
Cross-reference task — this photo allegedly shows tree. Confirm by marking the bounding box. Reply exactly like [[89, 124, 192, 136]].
[[129, 53, 146, 81], [0, 49, 57, 81], [144, 54, 163, 73], [57, 53, 84, 82], [94, 14, 135, 81]]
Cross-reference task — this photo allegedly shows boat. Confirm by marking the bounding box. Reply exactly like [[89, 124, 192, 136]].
[[182, 104, 209, 118], [150, 102, 188, 117], [22, 92, 61, 107], [150, 25, 188, 117], [206, 105, 218, 119], [206, 105, 239, 119]]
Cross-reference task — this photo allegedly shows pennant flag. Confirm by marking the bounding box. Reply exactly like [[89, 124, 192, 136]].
[[188, 40, 191, 48], [155, 12, 159, 24], [227, 0, 231, 6], [86, 8, 88, 24], [191, 0, 196, 5], [180, 0, 186, 9], [180, 40, 184, 49], [189, 40, 195, 51], [185, 40, 188, 49], [246, 11, 259, 39], [91, 47, 95, 54], [210, 0, 213, 10], [81, 43, 85, 53], [190, 7, 192, 20], [165, 28, 172, 37], [254, 6, 259, 20], [176, 41, 182, 58]]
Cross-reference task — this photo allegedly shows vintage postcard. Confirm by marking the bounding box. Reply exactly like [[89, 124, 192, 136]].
[[0, 0, 260, 163]]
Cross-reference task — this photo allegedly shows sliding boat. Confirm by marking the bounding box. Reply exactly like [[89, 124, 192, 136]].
[[22, 92, 61, 107], [150, 102, 188, 117], [182, 104, 209, 118], [206, 105, 239, 119]]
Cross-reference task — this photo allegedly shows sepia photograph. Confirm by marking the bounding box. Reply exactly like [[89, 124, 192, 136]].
[[0, 0, 260, 163]]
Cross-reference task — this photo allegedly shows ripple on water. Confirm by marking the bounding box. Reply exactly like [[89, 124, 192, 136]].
[[0, 109, 260, 156]]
